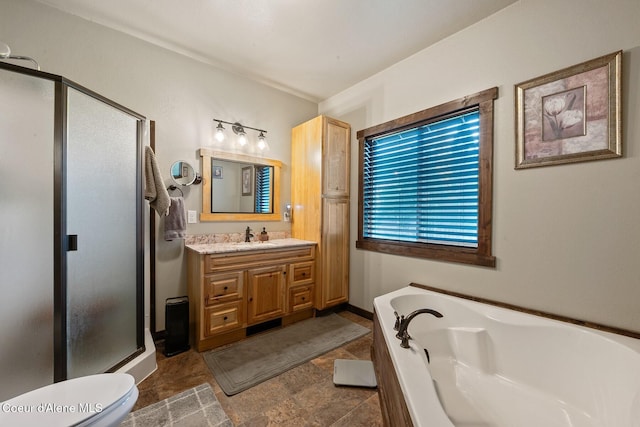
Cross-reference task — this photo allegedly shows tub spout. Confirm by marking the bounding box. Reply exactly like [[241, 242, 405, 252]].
[[396, 308, 443, 349]]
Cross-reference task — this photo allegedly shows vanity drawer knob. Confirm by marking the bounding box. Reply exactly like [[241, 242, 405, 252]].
[[223, 316, 228, 321]]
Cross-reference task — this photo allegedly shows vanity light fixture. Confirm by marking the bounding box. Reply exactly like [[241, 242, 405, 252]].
[[213, 119, 269, 151]]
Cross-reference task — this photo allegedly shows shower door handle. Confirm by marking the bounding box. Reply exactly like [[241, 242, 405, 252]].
[[67, 234, 78, 251]]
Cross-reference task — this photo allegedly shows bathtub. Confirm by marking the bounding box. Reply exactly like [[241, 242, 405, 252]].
[[372, 284, 640, 427]]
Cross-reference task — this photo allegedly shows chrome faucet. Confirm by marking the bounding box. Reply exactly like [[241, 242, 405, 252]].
[[245, 226, 254, 242], [396, 308, 443, 348]]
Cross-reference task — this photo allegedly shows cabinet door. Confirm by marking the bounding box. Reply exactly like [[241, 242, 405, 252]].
[[320, 197, 350, 308], [247, 265, 286, 325], [322, 117, 350, 197]]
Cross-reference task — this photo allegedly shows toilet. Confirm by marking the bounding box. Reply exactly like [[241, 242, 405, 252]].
[[0, 373, 138, 427]]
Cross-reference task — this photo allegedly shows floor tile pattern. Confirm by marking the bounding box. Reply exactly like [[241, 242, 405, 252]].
[[136, 311, 383, 426]]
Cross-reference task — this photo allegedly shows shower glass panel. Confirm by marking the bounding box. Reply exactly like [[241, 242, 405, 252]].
[[65, 87, 139, 378], [0, 69, 55, 400]]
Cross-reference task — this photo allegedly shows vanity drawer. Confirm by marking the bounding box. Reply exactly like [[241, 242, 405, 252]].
[[289, 285, 314, 312], [204, 271, 243, 305], [205, 246, 315, 273], [289, 261, 314, 286], [203, 301, 244, 337]]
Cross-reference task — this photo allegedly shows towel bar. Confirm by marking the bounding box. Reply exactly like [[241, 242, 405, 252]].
[[167, 185, 184, 197]]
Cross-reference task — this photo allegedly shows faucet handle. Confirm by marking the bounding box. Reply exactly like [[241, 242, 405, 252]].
[[393, 311, 400, 331], [395, 315, 405, 339]]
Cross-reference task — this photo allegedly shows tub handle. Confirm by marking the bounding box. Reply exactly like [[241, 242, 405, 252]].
[[393, 311, 401, 331]]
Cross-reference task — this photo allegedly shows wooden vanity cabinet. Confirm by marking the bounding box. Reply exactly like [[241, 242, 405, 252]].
[[187, 244, 316, 351]]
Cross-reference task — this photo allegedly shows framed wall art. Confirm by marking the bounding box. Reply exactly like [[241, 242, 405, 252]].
[[241, 166, 252, 196], [515, 50, 622, 169]]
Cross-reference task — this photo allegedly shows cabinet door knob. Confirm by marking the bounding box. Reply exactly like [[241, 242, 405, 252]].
[[249, 297, 253, 302]]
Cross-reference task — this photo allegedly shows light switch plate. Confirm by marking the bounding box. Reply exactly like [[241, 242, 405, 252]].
[[187, 210, 197, 224]]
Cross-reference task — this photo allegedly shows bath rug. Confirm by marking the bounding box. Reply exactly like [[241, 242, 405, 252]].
[[204, 313, 370, 396], [121, 383, 232, 427]]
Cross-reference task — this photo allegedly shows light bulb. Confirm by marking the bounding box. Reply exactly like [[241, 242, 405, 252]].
[[238, 132, 247, 146], [215, 122, 225, 142], [257, 132, 267, 150]]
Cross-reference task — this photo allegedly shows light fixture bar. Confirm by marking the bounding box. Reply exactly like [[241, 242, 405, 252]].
[[213, 119, 267, 134]]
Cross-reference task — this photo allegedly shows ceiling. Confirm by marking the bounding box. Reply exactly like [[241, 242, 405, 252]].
[[36, 0, 516, 102]]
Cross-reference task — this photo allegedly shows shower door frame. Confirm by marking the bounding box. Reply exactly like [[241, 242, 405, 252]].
[[0, 62, 145, 382]]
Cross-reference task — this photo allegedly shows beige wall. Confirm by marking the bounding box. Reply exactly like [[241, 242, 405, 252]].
[[0, 0, 318, 330], [4, 0, 639, 334], [320, 0, 640, 332]]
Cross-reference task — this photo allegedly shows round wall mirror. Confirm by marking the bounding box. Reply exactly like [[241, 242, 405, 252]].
[[170, 161, 198, 186]]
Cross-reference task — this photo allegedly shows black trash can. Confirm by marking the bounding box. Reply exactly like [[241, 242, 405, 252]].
[[164, 296, 190, 357]]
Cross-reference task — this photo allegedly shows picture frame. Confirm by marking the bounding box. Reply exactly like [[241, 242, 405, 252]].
[[241, 166, 252, 196], [212, 166, 223, 179], [515, 50, 622, 169]]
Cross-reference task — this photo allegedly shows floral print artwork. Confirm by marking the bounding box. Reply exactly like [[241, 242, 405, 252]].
[[522, 65, 609, 160], [542, 86, 586, 141]]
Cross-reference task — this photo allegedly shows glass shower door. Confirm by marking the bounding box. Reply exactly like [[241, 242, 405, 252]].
[[65, 87, 141, 378], [0, 69, 55, 400]]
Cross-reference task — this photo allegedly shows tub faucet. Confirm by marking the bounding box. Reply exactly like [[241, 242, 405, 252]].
[[245, 226, 254, 242], [396, 308, 443, 349]]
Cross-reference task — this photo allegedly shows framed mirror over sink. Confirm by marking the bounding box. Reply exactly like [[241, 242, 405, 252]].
[[199, 148, 282, 221]]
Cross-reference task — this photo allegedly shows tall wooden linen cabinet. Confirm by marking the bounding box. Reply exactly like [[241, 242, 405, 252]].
[[291, 115, 351, 310]]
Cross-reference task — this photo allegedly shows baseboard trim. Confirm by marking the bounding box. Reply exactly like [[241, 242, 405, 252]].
[[346, 304, 373, 320]]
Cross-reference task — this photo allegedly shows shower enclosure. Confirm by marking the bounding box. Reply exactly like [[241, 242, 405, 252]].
[[0, 62, 144, 400]]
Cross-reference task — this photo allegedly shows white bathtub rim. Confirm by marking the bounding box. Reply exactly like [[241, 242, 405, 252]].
[[374, 285, 640, 427], [374, 287, 455, 427]]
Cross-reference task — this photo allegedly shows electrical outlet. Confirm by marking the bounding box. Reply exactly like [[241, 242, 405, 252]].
[[187, 210, 197, 224]]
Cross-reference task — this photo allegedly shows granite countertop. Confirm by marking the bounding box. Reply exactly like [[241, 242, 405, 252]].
[[185, 238, 317, 255]]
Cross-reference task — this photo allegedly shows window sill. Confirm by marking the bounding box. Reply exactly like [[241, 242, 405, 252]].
[[355, 239, 496, 268]]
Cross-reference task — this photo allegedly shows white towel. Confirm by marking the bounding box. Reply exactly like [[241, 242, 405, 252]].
[[164, 196, 186, 241], [144, 146, 171, 216]]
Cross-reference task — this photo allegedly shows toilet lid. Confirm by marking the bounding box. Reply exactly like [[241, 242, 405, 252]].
[[0, 373, 135, 426]]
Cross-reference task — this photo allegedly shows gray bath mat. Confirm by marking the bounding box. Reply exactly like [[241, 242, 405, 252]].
[[121, 383, 232, 427], [204, 314, 370, 395]]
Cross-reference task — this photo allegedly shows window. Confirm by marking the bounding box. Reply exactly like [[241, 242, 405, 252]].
[[254, 165, 272, 213], [356, 88, 497, 267]]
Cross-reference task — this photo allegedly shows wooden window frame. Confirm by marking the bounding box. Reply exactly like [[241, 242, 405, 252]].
[[356, 87, 498, 267]]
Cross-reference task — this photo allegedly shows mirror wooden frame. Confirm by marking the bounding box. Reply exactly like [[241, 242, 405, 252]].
[[199, 148, 282, 221]]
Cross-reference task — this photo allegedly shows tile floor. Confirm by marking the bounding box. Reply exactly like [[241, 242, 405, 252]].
[[135, 311, 384, 426]]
